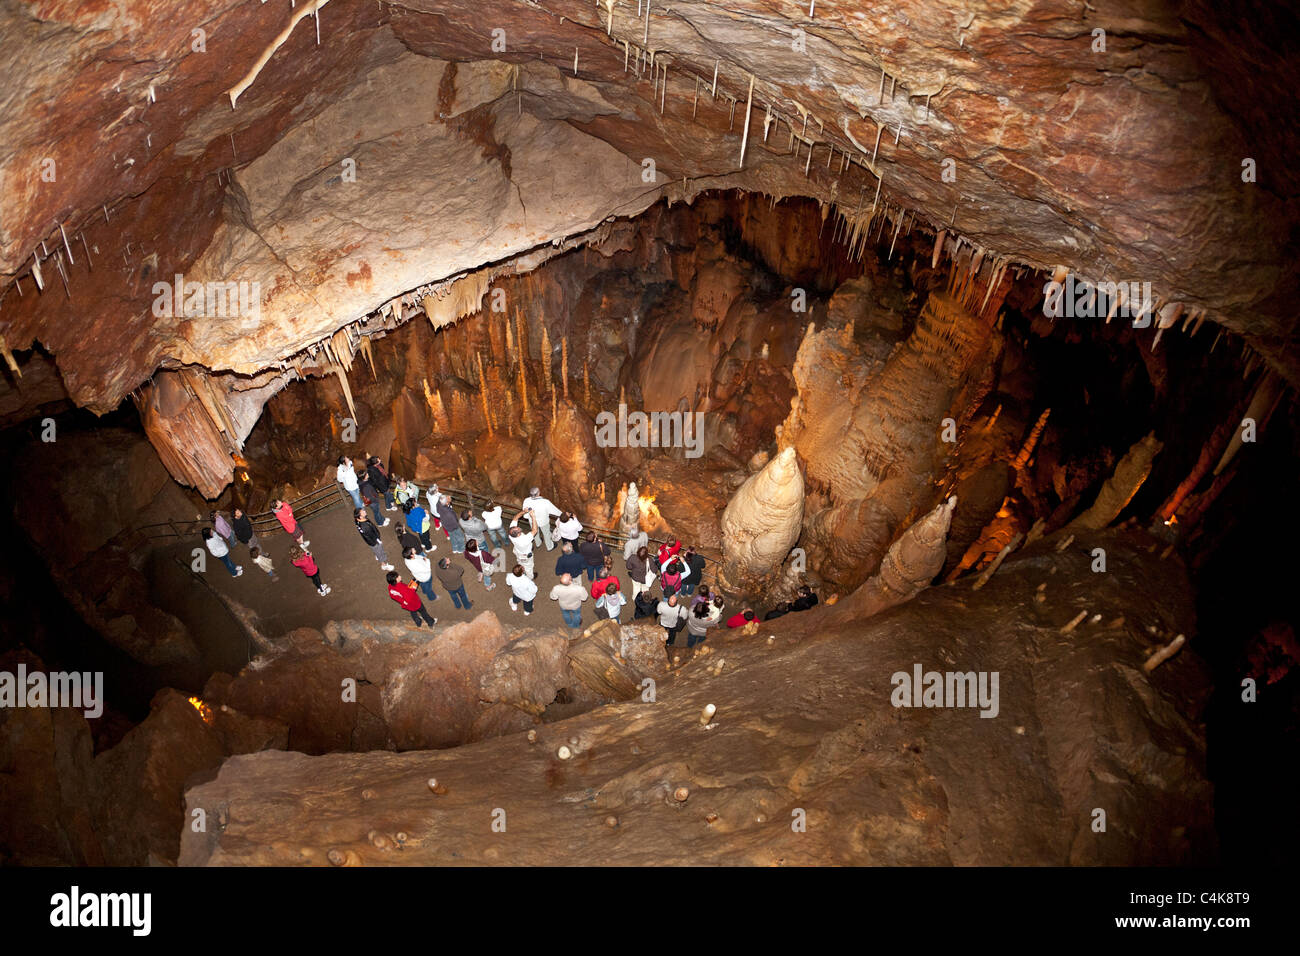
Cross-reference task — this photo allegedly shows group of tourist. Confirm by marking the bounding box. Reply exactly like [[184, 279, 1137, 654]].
[[199, 458, 817, 647]]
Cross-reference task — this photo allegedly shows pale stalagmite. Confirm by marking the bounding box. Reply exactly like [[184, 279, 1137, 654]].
[[718, 445, 804, 593]]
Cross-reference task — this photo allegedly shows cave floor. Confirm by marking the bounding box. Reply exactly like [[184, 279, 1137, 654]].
[[149, 504, 650, 664]]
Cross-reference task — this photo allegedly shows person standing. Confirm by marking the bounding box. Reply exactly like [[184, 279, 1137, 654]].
[[436, 556, 473, 610], [482, 500, 508, 551], [273, 498, 309, 548], [626, 545, 655, 599], [403, 547, 437, 602], [578, 531, 610, 582], [657, 593, 688, 649], [506, 563, 538, 615], [508, 521, 536, 578], [232, 507, 259, 553], [520, 488, 563, 551], [203, 528, 243, 577], [791, 585, 819, 612], [554, 541, 585, 579], [549, 573, 588, 629], [707, 594, 727, 623], [290, 545, 330, 596], [623, 529, 648, 563], [336, 456, 363, 510], [249, 546, 278, 581], [459, 508, 489, 551], [359, 472, 389, 528], [464, 539, 498, 590], [596, 581, 627, 622], [681, 547, 707, 598], [684, 601, 721, 648], [656, 538, 682, 568], [405, 501, 434, 552], [211, 510, 235, 546], [394, 477, 421, 510], [437, 495, 465, 553], [396, 520, 423, 557], [555, 511, 583, 548], [387, 570, 437, 628], [366, 456, 395, 511], [660, 555, 691, 597], [690, 584, 712, 611], [355, 509, 395, 570], [590, 557, 621, 601]]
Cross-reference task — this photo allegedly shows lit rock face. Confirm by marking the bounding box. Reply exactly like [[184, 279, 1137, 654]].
[[719, 446, 805, 594], [177, 531, 1215, 866], [784, 290, 998, 591], [1, 0, 1294, 483]]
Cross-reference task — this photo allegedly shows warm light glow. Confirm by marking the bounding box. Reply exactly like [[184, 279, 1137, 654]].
[[637, 493, 666, 530], [187, 696, 215, 724]]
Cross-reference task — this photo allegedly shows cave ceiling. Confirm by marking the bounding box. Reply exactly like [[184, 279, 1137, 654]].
[[0, 0, 1296, 427]]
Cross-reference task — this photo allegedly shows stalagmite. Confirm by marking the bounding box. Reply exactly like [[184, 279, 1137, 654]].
[[825, 497, 958, 624], [561, 336, 569, 399], [718, 446, 805, 593], [970, 532, 1023, 591], [1066, 433, 1164, 532], [481, 381, 494, 435], [620, 481, 641, 538], [541, 324, 553, 395], [1143, 634, 1186, 673], [1060, 611, 1088, 634]]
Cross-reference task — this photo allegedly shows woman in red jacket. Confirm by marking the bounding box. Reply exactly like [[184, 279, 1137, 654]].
[[289, 546, 329, 596], [274, 498, 309, 548], [590, 556, 621, 601], [656, 539, 681, 568]]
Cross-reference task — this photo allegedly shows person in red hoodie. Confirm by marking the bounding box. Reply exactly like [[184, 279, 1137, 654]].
[[656, 539, 681, 568], [590, 556, 621, 601], [289, 545, 329, 596], [274, 498, 309, 548], [726, 609, 756, 628], [387, 570, 437, 628]]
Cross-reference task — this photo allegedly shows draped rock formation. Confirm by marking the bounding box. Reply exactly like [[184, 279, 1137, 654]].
[[1067, 432, 1165, 533]]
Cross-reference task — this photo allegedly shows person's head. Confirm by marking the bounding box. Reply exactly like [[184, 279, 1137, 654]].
[[685, 546, 696, 558], [461, 509, 471, 521], [466, 539, 478, 554], [692, 602, 709, 618], [559, 511, 571, 523], [338, 455, 349, 466], [355, 509, 366, 522], [209, 510, 218, 521], [667, 593, 679, 605], [713, 595, 726, 610], [637, 545, 648, 561], [486, 500, 497, 511], [797, 584, 812, 597], [441, 494, 450, 505], [289, 545, 304, 561], [529, 486, 540, 497], [512, 564, 524, 577], [386, 570, 399, 585], [560, 573, 573, 586], [202, 527, 213, 540], [439, 557, 450, 569], [249, 546, 261, 559], [743, 609, 756, 621], [668, 558, 683, 573], [602, 556, 614, 572], [562, 541, 573, 553], [510, 526, 521, 538], [605, 582, 617, 596], [697, 585, 710, 599], [368, 456, 380, 467], [273, 498, 284, 510], [404, 547, 416, 560], [586, 531, 597, 542], [234, 508, 244, 519]]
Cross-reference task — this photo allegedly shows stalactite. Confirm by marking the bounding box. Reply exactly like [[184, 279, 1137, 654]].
[[480, 385, 493, 435], [518, 360, 529, 418], [541, 324, 553, 396], [1013, 408, 1051, 471], [583, 359, 591, 407]]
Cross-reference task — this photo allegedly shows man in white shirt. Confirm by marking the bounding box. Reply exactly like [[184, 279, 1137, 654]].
[[336, 456, 363, 510], [520, 487, 563, 551], [482, 501, 507, 551], [508, 521, 536, 578], [403, 547, 437, 602]]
